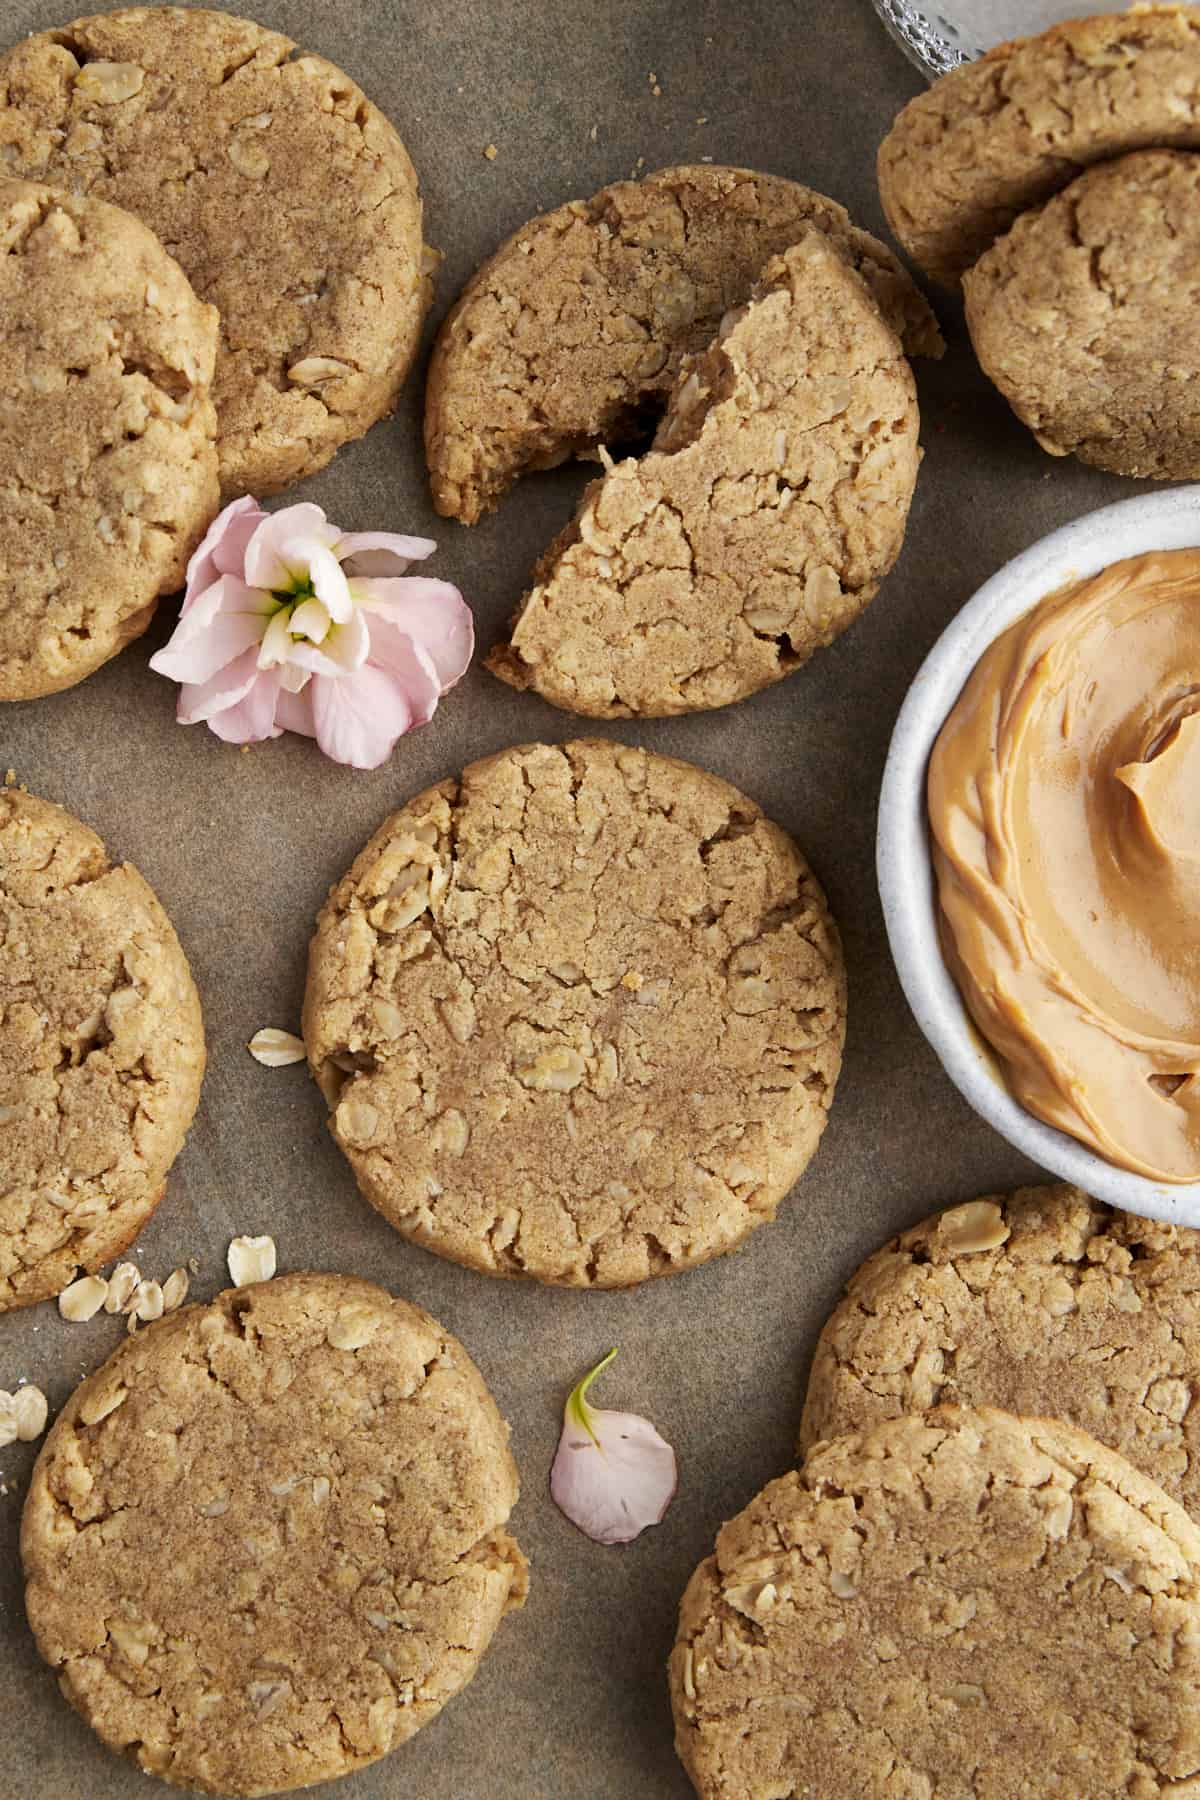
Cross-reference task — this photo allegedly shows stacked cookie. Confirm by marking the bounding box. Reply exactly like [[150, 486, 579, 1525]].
[[0, 6, 432, 701], [671, 1184, 1200, 1795], [879, 6, 1200, 478], [428, 164, 939, 717]]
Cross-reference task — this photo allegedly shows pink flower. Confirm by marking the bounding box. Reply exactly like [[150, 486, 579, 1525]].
[[149, 498, 474, 769], [549, 1349, 678, 1546]]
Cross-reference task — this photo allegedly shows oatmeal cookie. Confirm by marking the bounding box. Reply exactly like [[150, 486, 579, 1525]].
[[487, 233, 920, 718], [0, 8, 432, 497], [22, 1271, 526, 1795], [671, 1407, 1200, 1797], [0, 177, 217, 700], [303, 739, 846, 1287], [426, 161, 941, 524], [0, 788, 205, 1310]]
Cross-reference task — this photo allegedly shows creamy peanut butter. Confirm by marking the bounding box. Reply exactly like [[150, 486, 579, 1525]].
[[928, 549, 1200, 1183]]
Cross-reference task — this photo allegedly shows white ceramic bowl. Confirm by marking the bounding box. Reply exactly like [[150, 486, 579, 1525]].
[[877, 485, 1200, 1225]]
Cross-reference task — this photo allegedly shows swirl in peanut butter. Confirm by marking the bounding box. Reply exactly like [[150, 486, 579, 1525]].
[[928, 549, 1200, 1183]]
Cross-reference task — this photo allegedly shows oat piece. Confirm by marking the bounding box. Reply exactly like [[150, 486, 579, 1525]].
[[227, 1235, 276, 1287], [0, 177, 217, 701], [425, 161, 940, 523], [800, 1184, 1200, 1524], [0, 790, 205, 1311], [0, 8, 432, 498], [671, 1406, 1200, 1797], [58, 1275, 109, 1322], [878, 5, 1200, 287], [488, 234, 920, 718], [303, 739, 845, 1288], [247, 1028, 306, 1067], [964, 150, 1200, 479], [22, 1271, 526, 1795]]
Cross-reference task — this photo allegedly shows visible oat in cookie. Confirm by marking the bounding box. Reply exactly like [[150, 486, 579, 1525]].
[[0, 790, 205, 1311], [303, 740, 845, 1288], [0, 8, 433, 497], [671, 1407, 1200, 1797], [21, 1272, 527, 1795], [0, 177, 217, 701], [488, 234, 920, 718], [426, 161, 940, 523]]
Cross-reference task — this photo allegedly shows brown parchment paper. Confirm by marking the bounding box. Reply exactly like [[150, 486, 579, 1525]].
[[0, 2, 1147, 1795]]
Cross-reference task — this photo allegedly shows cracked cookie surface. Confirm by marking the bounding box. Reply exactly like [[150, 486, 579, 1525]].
[[0, 789, 205, 1310], [964, 151, 1200, 478], [0, 8, 431, 498], [425, 161, 941, 524], [22, 1271, 527, 1796], [671, 1406, 1200, 1799], [0, 177, 217, 701], [303, 739, 845, 1288], [800, 1185, 1200, 1519], [487, 234, 920, 719], [878, 5, 1200, 288]]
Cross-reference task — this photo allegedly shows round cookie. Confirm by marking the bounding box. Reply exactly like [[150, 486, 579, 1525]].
[[487, 233, 920, 719], [22, 1271, 527, 1795], [0, 177, 218, 701], [303, 739, 845, 1288], [0, 9, 432, 498], [427, 161, 941, 524], [800, 1185, 1200, 1516], [964, 151, 1200, 478], [671, 1406, 1200, 1798], [0, 788, 205, 1310], [878, 5, 1200, 287]]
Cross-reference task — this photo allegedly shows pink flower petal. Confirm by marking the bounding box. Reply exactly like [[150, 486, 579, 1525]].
[[243, 503, 338, 592], [287, 608, 370, 679], [337, 531, 436, 578], [304, 542, 353, 624], [365, 619, 442, 725], [207, 667, 285, 743], [354, 577, 474, 690], [549, 1351, 677, 1546], [150, 579, 270, 684], [311, 667, 420, 769], [177, 644, 262, 725], [183, 497, 267, 610], [275, 683, 316, 738]]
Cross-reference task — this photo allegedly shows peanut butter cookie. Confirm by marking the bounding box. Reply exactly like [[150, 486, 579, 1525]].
[[671, 1407, 1200, 1798], [964, 150, 1200, 478], [426, 161, 941, 524], [801, 1185, 1200, 1519], [22, 1271, 527, 1795], [878, 5, 1200, 287], [0, 178, 217, 701], [0, 789, 205, 1311], [303, 739, 845, 1287], [0, 9, 432, 498], [487, 234, 920, 719]]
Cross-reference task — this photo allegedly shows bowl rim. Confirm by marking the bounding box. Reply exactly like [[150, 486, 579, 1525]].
[[876, 483, 1200, 1223]]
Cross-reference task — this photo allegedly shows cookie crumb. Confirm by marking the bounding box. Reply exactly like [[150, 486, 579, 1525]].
[[589, 124, 598, 142], [483, 142, 498, 161], [3, 769, 14, 786]]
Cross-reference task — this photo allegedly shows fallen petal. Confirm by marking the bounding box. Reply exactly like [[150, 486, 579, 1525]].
[[549, 1350, 677, 1546]]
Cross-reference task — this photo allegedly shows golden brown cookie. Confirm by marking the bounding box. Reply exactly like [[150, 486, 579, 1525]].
[[303, 739, 845, 1287], [0, 789, 205, 1311], [0, 8, 432, 498], [486, 234, 920, 719], [800, 1186, 1200, 1517], [22, 1271, 526, 1795], [878, 5, 1200, 287], [671, 1406, 1200, 1798], [0, 178, 217, 701], [426, 161, 941, 523], [964, 150, 1200, 478]]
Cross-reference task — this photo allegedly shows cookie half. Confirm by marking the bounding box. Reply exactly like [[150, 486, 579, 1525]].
[[0, 178, 218, 700], [800, 1184, 1200, 1516], [22, 1271, 526, 1795], [964, 150, 1200, 478], [0, 9, 432, 498], [671, 1407, 1200, 1798], [879, 5, 1200, 286], [0, 789, 205, 1310], [486, 233, 920, 718], [303, 739, 845, 1287], [426, 161, 941, 523]]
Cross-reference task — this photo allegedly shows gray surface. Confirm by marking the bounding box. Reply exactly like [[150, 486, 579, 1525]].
[[0, 2, 1145, 1797]]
